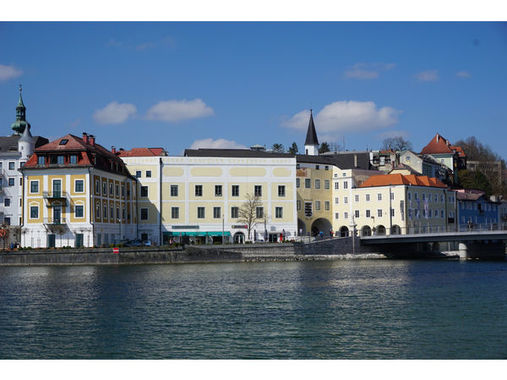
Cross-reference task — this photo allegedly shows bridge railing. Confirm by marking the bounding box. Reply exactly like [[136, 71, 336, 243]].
[[357, 223, 507, 237]]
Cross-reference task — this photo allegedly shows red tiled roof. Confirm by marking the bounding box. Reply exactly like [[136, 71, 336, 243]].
[[420, 133, 466, 158], [117, 148, 167, 157], [359, 174, 447, 188]]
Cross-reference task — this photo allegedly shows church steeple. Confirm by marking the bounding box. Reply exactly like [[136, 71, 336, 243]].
[[304, 109, 319, 155], [11, 84, 31, 135]]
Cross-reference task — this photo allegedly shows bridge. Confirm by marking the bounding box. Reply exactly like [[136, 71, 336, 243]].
[[359, 230, 507, 259]]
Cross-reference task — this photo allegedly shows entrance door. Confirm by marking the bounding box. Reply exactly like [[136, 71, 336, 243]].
[[53, 179, 62, 198], [75, 233, 83, 248], [48, 234, 56, 248]]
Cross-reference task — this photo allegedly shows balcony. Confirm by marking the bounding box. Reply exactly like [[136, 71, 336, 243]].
[[43, 191, 68, 207], [43, 217, 67, 234]]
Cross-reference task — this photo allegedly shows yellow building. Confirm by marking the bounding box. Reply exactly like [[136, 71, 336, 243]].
[[119, 148, 298, 244], [20, 133, 137, 248]]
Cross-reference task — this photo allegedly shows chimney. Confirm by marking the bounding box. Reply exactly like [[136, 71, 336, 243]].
[[82, 132, 88, 144], [436, 134, 439, 143], [354, 154, 358, 168], [89, 135, 95, 146], [111, 146, 116, 154]]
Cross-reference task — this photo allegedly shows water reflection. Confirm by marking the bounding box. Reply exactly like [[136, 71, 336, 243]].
[[1, 261, 507, 359]]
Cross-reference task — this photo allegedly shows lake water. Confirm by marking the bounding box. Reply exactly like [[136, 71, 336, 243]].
[[1, 260, 507, 359]]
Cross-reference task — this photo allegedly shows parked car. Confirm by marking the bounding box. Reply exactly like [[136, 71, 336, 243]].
[[143, 240, 152, 247], [124, 239, 143, 247]]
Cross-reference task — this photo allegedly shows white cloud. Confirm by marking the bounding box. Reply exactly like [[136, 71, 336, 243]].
[[344, 63, 395, 79], [282, 101, 401, 133], [93, 101, 137, 125], [0, 64, 23, 81], [415, 70, 439, 82], [456, 70, 471, 78], [146, 98, 214, 122], [190, 138, 246, 150]]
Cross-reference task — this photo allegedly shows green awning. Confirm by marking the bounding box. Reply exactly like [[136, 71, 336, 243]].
[[165, 231, 231, 237]]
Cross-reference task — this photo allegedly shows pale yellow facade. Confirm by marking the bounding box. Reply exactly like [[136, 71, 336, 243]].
[[120, 155, 297, 244]]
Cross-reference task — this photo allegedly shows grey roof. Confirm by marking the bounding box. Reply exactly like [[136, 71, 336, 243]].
[[184, 148, 295, 159], [297, 151, 373, 170], [304, 111, 319, 146], [0, 135, 49, 153]]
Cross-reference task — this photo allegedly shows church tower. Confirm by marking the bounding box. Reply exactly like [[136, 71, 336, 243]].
[[304, 109, 319, 156], [11, 85, 31, 135], [18, 117, 35, 160]]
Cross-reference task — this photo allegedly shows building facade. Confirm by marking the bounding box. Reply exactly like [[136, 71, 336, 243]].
[[21, 133, 137, 248], [455, 189, 500, 231], [119, 148, 298, 244]]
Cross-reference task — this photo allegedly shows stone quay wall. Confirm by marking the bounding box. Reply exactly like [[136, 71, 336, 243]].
[[0, 238, 383, 266]]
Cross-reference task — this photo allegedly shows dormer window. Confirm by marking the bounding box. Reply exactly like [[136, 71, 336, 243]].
[[70, 155, 78, 164], [57, 155, 64, 165], [38, 156, 45, 165], [59, 139, 69, 145]]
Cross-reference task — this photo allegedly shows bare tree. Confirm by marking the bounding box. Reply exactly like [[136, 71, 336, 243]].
[[238, 193, 262, 241], [381, 136, 412, 151]]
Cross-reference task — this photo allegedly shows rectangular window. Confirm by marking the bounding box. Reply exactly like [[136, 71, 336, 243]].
[[344, 212, 348, 219], [115, 185, 119, 196], [324, 180, 330, 189], [121, 185, 125, 197], [408, 209, 412, 219], [355, 210, 359, 218], [343, 181, 348, 189], [110, 207, 114, 220], [378, 209, 383, 217], [75, 180, 84, 193], [232, 185, 239, 196], [95, 181, 100, 194], [30, 206, 38, 219], [366, 194, 370, 202], [335, 212, 339, 219], [408, 192, 412, 200], [231, 207, 239, 218], [136, 171, 141, 178], [256, 207, 264, 218], [215, 185, 222, 197], [334, 182, 339, 190], [355, 195, 359, 202], [75, 205, 84, 218], [278, 185, 285, 197], [304, 202, 312, 217], [315, 165, 319, 170], [146, 170, 152, 178], [57, 156, 64, 165], [213, 207, 221, 219], [197, 207, 205, 219], [315, 200, 321, 211], [296, 178, 300, 188], [109, 183, 113, 196], [141, 186, 148, 197], [377, 193, 382, 201], [170, 185, 178, 197], [195, 185, 203, 197], [391, 209, 395, 217], [254, 185, 262, 197], [390, 193, 394, 200], [8, 178, 14, 186], [140, 208, 148, 220], [9, 162, 15, 170], [325, 166, 329, 171], [37, 156, 45, 165], [325, 201, 330, 211], [70, 155, 78, 164], [344, 197, 348, 204], [297, 200, 301, 211], [366, 209, 371, 218], [305, 179, 311, 188], [171, 207, 179, 219], [30, 180, 39, 193], [315, 179, 320, 189], [4, 198, 10, 207], [102, 182, 107, 195], [275, 207, 283, 218], [335, 197, 339, 204]]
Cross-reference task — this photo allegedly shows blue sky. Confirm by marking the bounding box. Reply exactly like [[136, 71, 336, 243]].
[[1, 22, 506, 158]]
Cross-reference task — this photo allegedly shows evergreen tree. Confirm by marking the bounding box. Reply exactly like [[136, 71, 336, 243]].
[[288, 142, 298, 155]]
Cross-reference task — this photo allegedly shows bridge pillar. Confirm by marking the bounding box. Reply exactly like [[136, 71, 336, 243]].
[[460, 241, 505, 260]]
